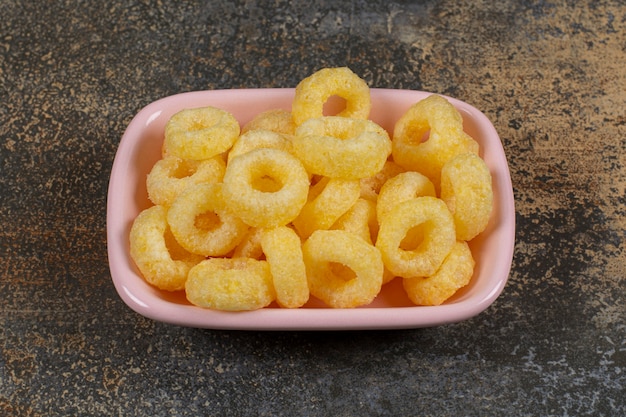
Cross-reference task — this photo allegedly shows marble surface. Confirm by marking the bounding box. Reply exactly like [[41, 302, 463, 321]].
[[1, 0, 624, 415]]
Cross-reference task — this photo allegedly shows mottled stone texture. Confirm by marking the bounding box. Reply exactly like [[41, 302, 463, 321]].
[[0, 0, 624, 416]]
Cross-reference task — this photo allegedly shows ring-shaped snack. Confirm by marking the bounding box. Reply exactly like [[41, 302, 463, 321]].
[[164, 106, 240, 160], [292, 116, 391, 179], [129, 205, 204, 291], [376, 171, 436, 222], [242, 109, 296, 135], [292, 67, 371, 125], [331, 198, 378, 245], [403, 241, 475, 306], [261, 226, 309, 308], [375, 196, 456, 278], [222, 148, 310, 228], [185, 258, 275, 311], [392, 95, 479, 188], [167, 183, 249, 257], [293, 177, 361, 240], [359, 160, 406, 201], [146, 155, 225, 207], [302, 230, 383, 308], [440, 152, 493, 241], [227, 129, 293, 164]]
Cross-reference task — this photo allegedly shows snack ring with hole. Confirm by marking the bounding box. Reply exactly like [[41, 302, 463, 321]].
[[227, 129, 293, 164], [440, 152, 493, 241], [185, 257, 275, 311], [376, 171, 436, 222], [291, 67, 371, 125], [302, 229, 383, 308], [166, 183, 249, 256], [403, 240, 475, 306], [164, 106, 240, 160], [293, 177, 361, 239], [129, 205, 204, 291], [222, 148, 310, 228], [146, 155, 225, 207], [392, 95, 479, 188], [261, 226, 309, 308], [375, 196, 456, 278], [292, 116, 391, 179], [242, 109, 296, 135]]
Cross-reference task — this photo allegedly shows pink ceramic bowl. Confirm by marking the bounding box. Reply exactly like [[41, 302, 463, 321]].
[[107, 88, 515, 330]]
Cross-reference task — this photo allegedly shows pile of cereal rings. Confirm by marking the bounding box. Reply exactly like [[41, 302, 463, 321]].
[[129, 67, 493, 311]]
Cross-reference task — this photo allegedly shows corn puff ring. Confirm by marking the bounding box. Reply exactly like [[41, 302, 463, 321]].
[[292, 67, 371, 125], [242, 109, 296, 135], [167, 183, 249, 256], [146, 155, 226, 207], [293, 177, 361, 240], [392, 95, 479, 188], [129, 205, 204, 291], [331, 198, 378, 245], [222, 148, 309, 228], [440, 152, 493, 241], [185, 258, 275, 311], [261, 226, 309, 308], [376, 171, 436, 222], [232, 227, 266, 259], [227, 129, 293, 164], [375, 196, 455, 278], [163, 106, 240, 160], [403, 241, 475, 306], [359, 160, 406, 201], [292, 116, 391, 179], [302, 230, 384, 308]]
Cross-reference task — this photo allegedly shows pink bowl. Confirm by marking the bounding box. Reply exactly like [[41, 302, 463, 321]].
[[107, 88, 515, 330]]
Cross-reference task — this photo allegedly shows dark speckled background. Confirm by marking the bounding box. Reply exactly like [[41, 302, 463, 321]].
[[1, 1, 624, 416]]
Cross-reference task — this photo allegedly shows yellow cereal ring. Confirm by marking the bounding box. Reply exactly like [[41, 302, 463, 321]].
[[440, 152, 493, 241], [242, 109, 296, 135], [129, 205, 203, 291], [359, 160, 405, 201], [185, 258, 275, 311], [376, 171, 436, 222], [163, 106, 240, 160], [146, 155, 225, 207], [292, 177, 361, 239], [167, 183, 249, 256], [403, 241, 475, 306], [231, 227, 266, 259], [222, 148, 310, 228], [392, 95, 479, 188], [227, 129, 293, 164], [302, 230, 383, 308], [292, 116, 391, 179], [375, 196, 456, 278], [292, 67, 371, 125], [261, 226, 309, 308], [331, 198, 378, 245]]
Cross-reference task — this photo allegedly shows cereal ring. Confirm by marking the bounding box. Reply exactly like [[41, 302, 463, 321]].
[[293, 177, 361, 239], [222, 148, 310, 228], [440, 152, 493, 241], [302, 230, 383, 308], [186, 258, 275, 311], [242, 109, 296, 135], [359, 160, 405, 201], [292, 116, 391, 179], [403, 241, 475, 306], [146, 155, 225, 207], [167, 183, 249, 256], [292, 67, 371, 125], [129, 205, 203, 291], [376, 171, 436, 222], [392, 95, 479, 188], [232, 227, 265, 259], [163, 106, 240, 160], [375, 196, 456, 278], [331, 198, 378, 245], [227, 129, 293, 164], [261, 226, 309, 308]]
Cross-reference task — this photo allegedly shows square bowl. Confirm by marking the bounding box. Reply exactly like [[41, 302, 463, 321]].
[[107, 88, 515, 330]]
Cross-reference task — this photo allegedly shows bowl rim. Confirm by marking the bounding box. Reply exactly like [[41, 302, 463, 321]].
[[106, 88, 516, 331]]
